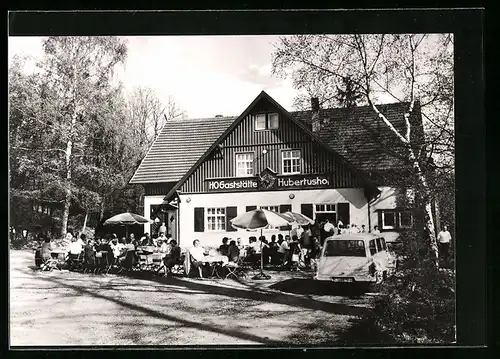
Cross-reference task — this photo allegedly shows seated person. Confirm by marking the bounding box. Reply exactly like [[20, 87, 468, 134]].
[[98, 237, 115, 265], [166, 233, 174, 244], [189, 239, 207, 278], [117, 237, 135, 263], [157, 232, 167, 245], [40, 236, 53, 262], [159, 239, 171, 255], [83, 238, 96, 266], [110, 237, 125, 259], [227, 240, 240, 263], [78, 234, 87, 247], [164, 240, 182, 275], [67, 237, 83, 260], [140, 233, 154, 247], [218, 237, 229, 256]]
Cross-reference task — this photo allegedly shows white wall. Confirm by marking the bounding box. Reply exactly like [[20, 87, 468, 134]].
[[143, 186, 400, 249], [179, 188, 370, 248]]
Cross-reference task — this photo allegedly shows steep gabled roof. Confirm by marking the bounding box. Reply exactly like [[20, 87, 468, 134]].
[[290, 102, 422, 174], [162, 91, 381, 201], [129, 116, 236, 184]]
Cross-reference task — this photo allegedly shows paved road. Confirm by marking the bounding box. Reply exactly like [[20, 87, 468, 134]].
[[9, 249, 378, 346]]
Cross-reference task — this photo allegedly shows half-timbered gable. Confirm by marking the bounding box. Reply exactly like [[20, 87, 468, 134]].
[[177, 92, 374, 195]]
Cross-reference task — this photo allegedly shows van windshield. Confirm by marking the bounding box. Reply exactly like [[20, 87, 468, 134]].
[[324, 240, 366, 257]]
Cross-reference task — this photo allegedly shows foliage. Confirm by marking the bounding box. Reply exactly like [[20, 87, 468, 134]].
[[272, 34, 455, 265], [9, 38, 184, 238], [372, 231, 455, 343]]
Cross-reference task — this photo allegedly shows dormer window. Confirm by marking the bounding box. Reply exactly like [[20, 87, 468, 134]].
[[255, 113, 279, 130]]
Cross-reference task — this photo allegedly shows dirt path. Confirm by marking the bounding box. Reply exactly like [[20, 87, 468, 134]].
[[9, 250, 378, 346]]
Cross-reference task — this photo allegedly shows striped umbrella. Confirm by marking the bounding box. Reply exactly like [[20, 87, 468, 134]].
[[280, 211, 315, 226]]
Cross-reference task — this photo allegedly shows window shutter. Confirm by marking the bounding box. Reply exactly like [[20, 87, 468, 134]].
[[279, 204, 292, 213], [337, 203, 350, 227], [194, 207, 204, 232], [246, 205, 257, 212], [301, 204, 314, 220], [226, 206, 237, 232]]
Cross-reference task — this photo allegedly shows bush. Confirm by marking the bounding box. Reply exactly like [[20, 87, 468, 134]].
[[371, 231, 456, 343]]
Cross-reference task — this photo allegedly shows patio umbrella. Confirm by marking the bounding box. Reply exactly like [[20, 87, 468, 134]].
[[230, 209, 292, 280], [280, 211, 315, 226], [104, 212, 153, 238]]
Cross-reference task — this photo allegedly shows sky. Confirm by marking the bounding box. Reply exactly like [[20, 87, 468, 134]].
[[8, 35, 299, 119]]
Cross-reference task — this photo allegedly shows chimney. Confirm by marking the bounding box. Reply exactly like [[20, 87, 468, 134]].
[[311, 97, 321, 132], [311, 97, 320, 112]]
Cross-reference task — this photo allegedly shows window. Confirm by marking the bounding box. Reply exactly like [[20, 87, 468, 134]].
[[282, 149, 301, 174], [255, 114, 267, 130], [268, 113, 279, 129], [324, 240, 366, 257], [375, 237, 383, 252], [259, 205, 280, 212], [236, 152, 254, 177], [382, 211, 397, 229], [380, 238, 387, 251], [206, 207, 226, 231], [314, 203, 337, 223], [369, 239, 378, 256], [381, 210, 414, 230], [255, 113, 279, 130], [400, 212, 413, 228]]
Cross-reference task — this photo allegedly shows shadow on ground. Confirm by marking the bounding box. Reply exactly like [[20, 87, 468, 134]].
[[269, 278, 368, 298]]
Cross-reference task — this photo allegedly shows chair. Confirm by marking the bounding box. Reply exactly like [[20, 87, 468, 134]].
[[67, 252, 84, 272], [40, 257, 60, 271], [118, 250, 136, 273], [224, 261, 247, 280], [188, 254, 205, 278]]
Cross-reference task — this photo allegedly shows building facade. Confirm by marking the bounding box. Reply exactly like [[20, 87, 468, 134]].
[[130, 91, 420, 248]]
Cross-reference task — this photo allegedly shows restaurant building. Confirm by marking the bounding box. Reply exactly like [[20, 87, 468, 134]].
[[129, 91, 423, 247]]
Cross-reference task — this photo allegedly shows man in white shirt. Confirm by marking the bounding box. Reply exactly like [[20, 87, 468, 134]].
[[68, 238, 83, 257], [250, 237, 263, 254], [189, 239, 206, 278], [437, 225, 452, 263], [372, 225, 381, 234], [323, 219, 335, 234]]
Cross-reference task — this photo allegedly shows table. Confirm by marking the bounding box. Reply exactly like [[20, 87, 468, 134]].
[[51, 250, 67, 261], [203, 255, 229, 279]]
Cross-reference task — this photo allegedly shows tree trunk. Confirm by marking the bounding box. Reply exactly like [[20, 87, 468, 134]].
[[410, 153, 439, 267], [434, 195, 441, 234], [82, 210, 88, 234], [61, 137, 73, 237], [61, 113, 77, 237], [100, 197, 105, 221]]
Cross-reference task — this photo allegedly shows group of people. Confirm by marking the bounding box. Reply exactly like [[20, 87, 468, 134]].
[[35, 229, 183, 275]]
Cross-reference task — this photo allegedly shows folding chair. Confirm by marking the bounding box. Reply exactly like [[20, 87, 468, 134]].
[[40, 257, 60, 271]]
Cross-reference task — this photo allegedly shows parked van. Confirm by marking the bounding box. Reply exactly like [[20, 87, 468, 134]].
[[314, 233, 396, 284]]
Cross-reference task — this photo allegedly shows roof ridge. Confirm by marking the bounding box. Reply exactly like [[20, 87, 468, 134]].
[[289, 101, 409, 114]]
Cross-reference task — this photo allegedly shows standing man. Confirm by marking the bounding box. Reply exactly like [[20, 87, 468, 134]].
[[159, 222, 167, 236], [372, 225, 381, 234], [437, 225, 452, 264]]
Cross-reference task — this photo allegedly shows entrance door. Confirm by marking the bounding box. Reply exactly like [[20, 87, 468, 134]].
[[314, 204, 337, 224]]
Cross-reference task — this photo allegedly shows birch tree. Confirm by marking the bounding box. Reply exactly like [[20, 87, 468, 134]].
[[126, 87, 185, 155], [272, 34, 454, 266]]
